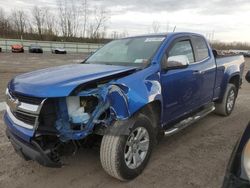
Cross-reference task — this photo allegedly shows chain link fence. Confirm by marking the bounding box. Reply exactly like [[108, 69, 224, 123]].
[[0, 38, 104, 53]]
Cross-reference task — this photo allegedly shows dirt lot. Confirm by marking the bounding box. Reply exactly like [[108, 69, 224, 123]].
[[0, 53, 249, 188]]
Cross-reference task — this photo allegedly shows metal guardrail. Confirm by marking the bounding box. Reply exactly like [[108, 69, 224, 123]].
[[0, 38, 104, 53]]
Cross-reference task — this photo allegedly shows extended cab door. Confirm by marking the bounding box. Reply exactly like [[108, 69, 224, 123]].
[[191, 36, 216, 105], [161, 36, 205, 125]]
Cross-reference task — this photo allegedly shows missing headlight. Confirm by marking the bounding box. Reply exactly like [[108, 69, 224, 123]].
[[66, 96, 98, 126]]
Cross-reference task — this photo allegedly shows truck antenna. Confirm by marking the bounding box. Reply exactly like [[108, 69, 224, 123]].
[[173, 26, 176, 32]]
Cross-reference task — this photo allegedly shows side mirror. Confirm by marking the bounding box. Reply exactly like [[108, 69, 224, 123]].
[[246, 70, 250, 83], [167, 55, 189, 69]]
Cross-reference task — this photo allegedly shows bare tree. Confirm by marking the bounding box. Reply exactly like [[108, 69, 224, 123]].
[[110, 30, 129, 39], [0, 4, 112, 41], [82, 0, 89, 38], [57, 0, 68, 37], [111, 31, 118, 39], [10, 9, 27, 37], [71, 0, 81, 37], [120, 30, 129, 38], [44, 8, 58, 36], [0, 8, 6, 26], [152, 21, 160, 33], [32, 6, 46, 39], [0, 8, 11, 36], [89, 6, 110, 39], [26, 20, 34, 34], [57, 0, 81, 38]]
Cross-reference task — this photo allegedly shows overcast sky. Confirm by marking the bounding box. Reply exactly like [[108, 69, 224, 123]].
[[1, 0, 250, 42]]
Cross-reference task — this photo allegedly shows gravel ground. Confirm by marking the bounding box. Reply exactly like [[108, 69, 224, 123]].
[[0, 52, 249, 188]]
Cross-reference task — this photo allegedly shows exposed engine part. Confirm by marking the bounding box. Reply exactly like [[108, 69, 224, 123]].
[[36, 84, 127, 142], [80, 96, 98, 113], [66, 97, 90, 125], [54, 94, 104, 141], [30, 84, 130, 166], [71, 107, 90, 124], [66, 96, 99, 126]]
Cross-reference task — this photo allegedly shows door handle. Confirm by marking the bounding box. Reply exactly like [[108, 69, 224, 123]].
[[193, 70, 204, 75]]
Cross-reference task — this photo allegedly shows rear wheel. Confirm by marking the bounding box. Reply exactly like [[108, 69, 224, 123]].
[[214, 83, 237, 116], [100, 113, 155, 181]]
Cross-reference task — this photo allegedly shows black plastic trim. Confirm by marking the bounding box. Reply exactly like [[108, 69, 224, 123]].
[[6, 129, 61, 168]]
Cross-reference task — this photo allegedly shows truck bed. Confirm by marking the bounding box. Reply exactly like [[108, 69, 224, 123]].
[[216, 55, 245, 66], [214, 54, 245, 100]]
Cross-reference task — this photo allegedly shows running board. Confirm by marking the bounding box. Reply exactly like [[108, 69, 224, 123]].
[[164, 104, 215, 136]]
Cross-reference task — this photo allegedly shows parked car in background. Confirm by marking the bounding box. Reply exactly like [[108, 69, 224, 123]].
[[242, 51, 250, 57], [11, 44, 24, 53], [52, 48, 67, 54], [222, 70, 250, 188], [29, 44, 43, 53], [4, 32, 245, 180]]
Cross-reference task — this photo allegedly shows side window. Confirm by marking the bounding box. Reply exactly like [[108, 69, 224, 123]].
[[192, 36, 209, 61], [168, 40, 194, 63]]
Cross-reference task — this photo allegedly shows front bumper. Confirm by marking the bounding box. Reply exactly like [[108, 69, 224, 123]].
[[4, 110, 61, 168], [5, 128, 61, 168], [3, 89, 62, 167], [4, 110, 34, 142]]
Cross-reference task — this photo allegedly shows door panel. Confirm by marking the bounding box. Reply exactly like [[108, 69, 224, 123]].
[[160, 36, 216, 126], [191, 36, 216, 104], [196, 58, 216, 105], [161, 38, 204, 124], [161, 64, 203, 124]]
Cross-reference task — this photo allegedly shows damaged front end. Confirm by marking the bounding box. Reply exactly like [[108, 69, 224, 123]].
[[26, 82, 130, 167]]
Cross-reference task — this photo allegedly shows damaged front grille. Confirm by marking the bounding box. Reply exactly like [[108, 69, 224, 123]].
[[12, 111, 37, 125], [37, 99, 58, 134], [6, 88, 44, 128]]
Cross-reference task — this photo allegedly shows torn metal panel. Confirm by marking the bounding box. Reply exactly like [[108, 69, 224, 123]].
[[51, 66, 163, 142]]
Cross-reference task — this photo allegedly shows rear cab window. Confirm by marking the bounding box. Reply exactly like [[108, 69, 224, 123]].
[[192, 36, 210, 62]]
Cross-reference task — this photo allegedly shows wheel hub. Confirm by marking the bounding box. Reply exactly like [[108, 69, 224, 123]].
[[227, 90, 235, 112], [124, 127, 150, 169]]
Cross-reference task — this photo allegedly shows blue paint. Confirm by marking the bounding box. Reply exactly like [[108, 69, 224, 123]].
[[3, 112, 34, 142], [5, 32, 245, 142], [9, 64, 137, 98]]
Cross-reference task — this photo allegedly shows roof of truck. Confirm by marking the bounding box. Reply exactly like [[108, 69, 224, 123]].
[[123, 32, 204, 39]]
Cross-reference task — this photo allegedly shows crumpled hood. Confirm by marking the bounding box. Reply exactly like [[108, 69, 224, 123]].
[[9, 64, 137, 97]]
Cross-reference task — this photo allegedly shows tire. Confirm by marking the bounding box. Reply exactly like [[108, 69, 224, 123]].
[[100, 113, 155, 181], [214, 83, 237, 116]]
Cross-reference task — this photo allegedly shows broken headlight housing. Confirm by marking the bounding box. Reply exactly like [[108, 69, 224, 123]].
[[66, 96, 98, 125]]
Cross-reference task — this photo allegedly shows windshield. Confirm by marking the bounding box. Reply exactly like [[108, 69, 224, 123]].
[[86, 36, 165, 66]]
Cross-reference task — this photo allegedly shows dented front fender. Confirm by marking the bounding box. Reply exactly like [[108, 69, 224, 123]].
[[106, 84, 130, 120]]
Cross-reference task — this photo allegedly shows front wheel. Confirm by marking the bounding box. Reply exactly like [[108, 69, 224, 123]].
[[100, 113, 155, 181], [214, 83, 237, 116]]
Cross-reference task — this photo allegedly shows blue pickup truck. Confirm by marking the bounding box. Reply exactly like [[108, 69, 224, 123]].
[[4, 32, 245, 180]]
